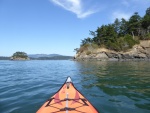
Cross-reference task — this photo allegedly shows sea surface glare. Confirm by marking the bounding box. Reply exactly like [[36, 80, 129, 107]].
[[0, 60, 150, 113]]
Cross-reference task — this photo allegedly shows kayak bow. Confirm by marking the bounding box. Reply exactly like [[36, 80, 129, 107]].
[[36, 77, 99, 113]]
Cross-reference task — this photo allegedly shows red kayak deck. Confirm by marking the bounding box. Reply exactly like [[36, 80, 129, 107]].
[[36, 77, 99, 113]]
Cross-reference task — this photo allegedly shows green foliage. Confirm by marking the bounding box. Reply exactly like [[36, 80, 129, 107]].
[[142, 15, 150, 29], [124, 35, 137, 48], [81, 37, 93, 46], [113, 18, 121, 34], [106, 41, 121, 51], [128, 12, 142, 36], [145, 33, 150, 40], [106, 35, 139, 52], [146, 7, 150, 15], [12, 51, 28, 59], [93, 24, 117, 46], [86, 51, 91, 55], [74, 48, 79, 53], [119, 18, 128, 36], [77, 7, 150, 52], [91, 43, 99, 49], [79, 44, 89, 53], [116, 37, 127, 51], [78, 42, 100, 53]]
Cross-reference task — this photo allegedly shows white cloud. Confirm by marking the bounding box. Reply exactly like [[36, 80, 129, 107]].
[[50, 0, 98, 18], [112, 11, 131, 21], [121, 0, 130, 7], [122, 0, 150, 7]]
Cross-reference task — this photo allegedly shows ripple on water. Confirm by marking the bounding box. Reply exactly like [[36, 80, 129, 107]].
[[0, 60, 150, 113]]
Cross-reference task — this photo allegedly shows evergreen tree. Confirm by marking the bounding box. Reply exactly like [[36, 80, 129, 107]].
[[128, 12, 142, 36], [12, 52, 28, 59], [146, 7, 150, 15], [119, 18, 128, 36], [142, 7, 150, 29], [113, 18, 121, 35], [77, 7, 150, 52]]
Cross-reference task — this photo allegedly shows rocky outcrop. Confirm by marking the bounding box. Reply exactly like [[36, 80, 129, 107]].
[[10, 57, 30, 60], [74, 40, 150, 61]]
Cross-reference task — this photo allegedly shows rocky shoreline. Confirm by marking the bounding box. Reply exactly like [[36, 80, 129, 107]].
[[74, 40, 150, 61], [10, 57, 30, 60]]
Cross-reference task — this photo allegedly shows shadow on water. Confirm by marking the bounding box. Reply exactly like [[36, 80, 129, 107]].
[[76, 61, 150, 113]]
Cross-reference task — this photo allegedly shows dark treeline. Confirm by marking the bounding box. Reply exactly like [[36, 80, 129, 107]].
[[0, 57, 10, 60], [77, 7, 150, 52], [12, 51, 28, 58]]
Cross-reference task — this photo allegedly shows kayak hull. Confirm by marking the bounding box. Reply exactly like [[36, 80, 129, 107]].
[[36, 77, 99, 113]]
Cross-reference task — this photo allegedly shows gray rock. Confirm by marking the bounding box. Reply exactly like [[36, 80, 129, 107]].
[[74, 40, 150, 61], [96, 52, 108, 59], [105, 52, 119, 59], [121, 54, 133, 59], [138, 53, 147, 58], [145, 48, 150, 55], [133, 53, 147, 59], [147, 55, 150, 59]]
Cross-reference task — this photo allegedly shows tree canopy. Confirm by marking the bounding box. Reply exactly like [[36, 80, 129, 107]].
[[79, 7, 150, 52], [12, 51, 28, 59]]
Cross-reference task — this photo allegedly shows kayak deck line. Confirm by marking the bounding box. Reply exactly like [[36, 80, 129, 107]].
[[36, 77, 99, 113], [45, 97, 89, 107]]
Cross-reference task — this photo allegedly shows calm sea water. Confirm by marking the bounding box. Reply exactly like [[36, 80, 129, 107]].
[[0, 60, 150, 113]]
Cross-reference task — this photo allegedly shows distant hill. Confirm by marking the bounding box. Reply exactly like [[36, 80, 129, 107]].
[[33, 56, 73, 60], [0, 56, 10, 60], [28, 54, 73, 60], [0, 54, 73, 60], [28, 54, 62, 58]]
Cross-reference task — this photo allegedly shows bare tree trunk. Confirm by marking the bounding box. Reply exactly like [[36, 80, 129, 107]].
[[132, 31, 135, 39]]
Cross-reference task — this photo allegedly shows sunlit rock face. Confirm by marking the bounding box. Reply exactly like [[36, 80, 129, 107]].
[[75, 40, 150, 61]]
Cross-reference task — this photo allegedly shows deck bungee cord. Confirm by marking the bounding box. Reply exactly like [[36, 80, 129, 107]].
[[36, 77, 99, 113]]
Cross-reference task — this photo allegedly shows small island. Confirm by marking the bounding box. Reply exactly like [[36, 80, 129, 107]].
[[11, 51, 30, 60]]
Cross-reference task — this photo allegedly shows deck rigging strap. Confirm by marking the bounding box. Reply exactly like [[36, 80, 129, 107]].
[[60, 107, 75, 111], [45, 97, 89, 107], [45, 98, 54, 107]]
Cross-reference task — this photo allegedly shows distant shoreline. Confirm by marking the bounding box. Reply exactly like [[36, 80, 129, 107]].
[[0, 56, 73, 60]]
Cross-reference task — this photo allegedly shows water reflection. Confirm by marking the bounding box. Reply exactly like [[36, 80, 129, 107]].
[[77, 61, 150, 112]]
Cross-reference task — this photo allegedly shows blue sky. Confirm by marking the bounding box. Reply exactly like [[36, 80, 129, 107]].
[[0, 0, 150, 56]]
